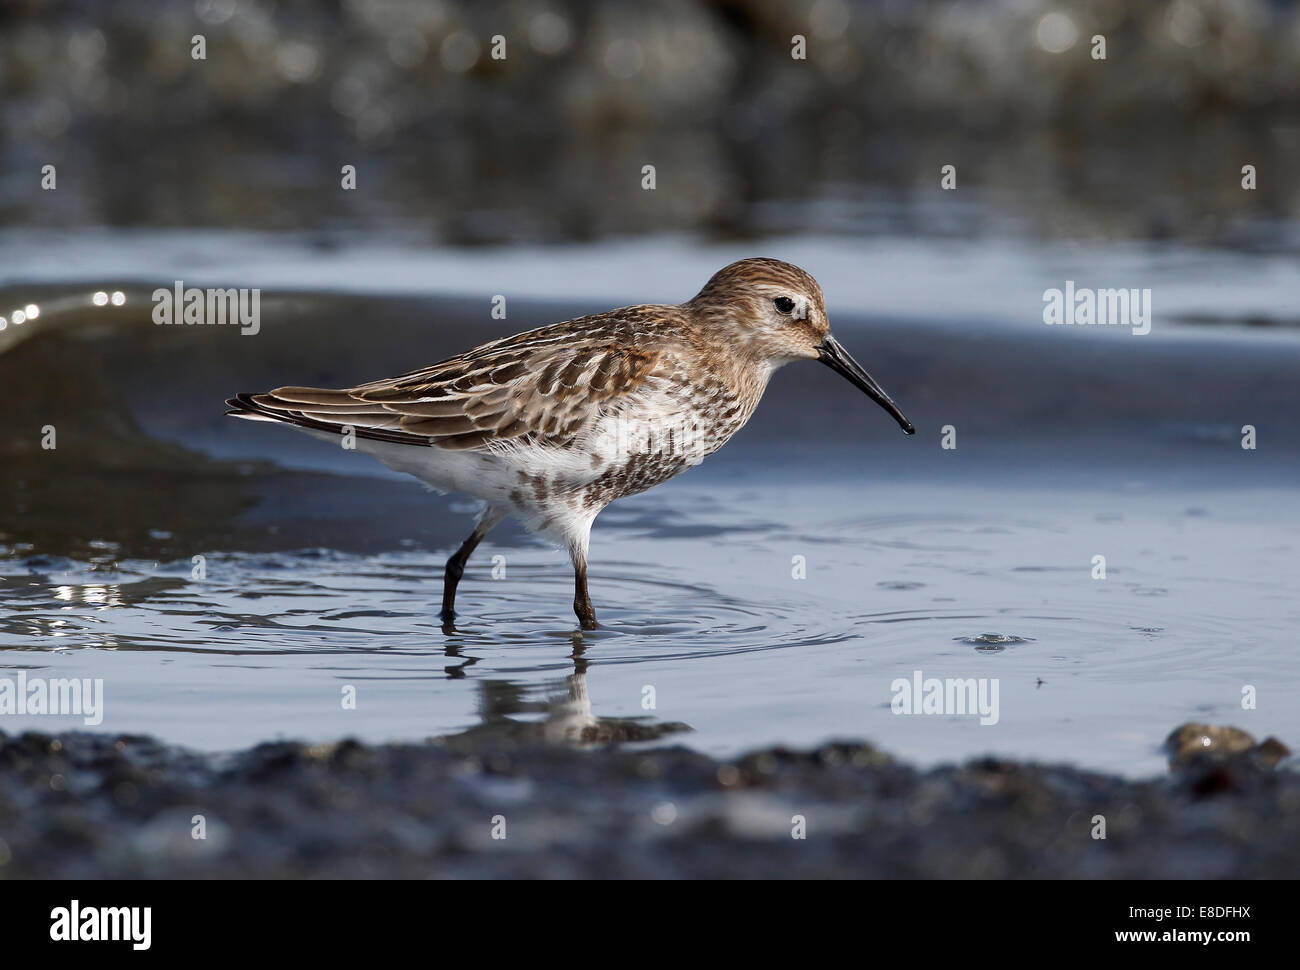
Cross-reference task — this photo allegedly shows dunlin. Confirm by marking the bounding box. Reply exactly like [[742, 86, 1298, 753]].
[[226, 258, 914, 630]]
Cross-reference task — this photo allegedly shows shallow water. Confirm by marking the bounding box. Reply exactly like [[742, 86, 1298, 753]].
[[1, 235, 1297, 777], [3, 475, 1297, 777]]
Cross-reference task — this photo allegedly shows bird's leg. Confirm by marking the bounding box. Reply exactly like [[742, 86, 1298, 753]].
[[441, 531, 485, 622], [441, 508, 504, 624], [572, 550, 598, 631]]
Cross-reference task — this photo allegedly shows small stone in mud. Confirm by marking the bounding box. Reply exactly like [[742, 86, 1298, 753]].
[[1251, 736, 1293, 767], [1163, 722, 1291, 769]]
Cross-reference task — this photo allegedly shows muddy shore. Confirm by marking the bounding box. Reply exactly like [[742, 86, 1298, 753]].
[[1, 728, 1294, 878]]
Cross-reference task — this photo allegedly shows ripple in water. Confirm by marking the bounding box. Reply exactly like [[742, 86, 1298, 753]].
[[0, 550, 860, 668], [955, 632, 1036, 652]]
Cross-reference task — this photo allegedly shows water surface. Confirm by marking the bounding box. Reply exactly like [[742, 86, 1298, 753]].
[[1, 237, 1297, 777]]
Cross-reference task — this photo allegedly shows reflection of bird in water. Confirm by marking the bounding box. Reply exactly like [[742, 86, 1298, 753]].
[[432, 650, 691, 750]]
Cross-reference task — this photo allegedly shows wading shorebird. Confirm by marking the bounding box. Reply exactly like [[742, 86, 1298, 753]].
[[226, 258, 914, 630]]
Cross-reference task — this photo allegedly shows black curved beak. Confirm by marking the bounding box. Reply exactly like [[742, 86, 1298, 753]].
[[817, 336, 915, 435]]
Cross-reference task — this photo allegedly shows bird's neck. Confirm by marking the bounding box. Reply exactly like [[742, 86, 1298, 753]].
[[689, 333, 773, 417]]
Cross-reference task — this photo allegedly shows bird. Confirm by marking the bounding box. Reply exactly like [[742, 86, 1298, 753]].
[[225, 258, 915, 631]]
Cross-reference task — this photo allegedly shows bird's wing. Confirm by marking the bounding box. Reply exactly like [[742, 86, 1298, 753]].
[[225, 318, 665, 451]]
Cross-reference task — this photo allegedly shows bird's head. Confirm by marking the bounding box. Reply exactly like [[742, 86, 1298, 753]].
[[687, 257, 915, 434]]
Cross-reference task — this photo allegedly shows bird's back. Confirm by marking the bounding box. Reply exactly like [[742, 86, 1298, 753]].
[[225, 302, 768, 540]]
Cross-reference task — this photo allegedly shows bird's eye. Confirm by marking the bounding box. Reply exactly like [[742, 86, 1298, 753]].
[[773, 297, 796, 314]]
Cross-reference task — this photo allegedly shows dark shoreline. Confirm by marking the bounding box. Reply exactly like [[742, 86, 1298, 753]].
[[1, 727, 1294, 879]]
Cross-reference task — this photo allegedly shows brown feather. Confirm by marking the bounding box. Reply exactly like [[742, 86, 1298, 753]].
[[234, 315, 678, 451]]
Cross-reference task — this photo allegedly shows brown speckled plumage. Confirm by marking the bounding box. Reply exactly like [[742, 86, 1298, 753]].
[[227, 258, 914, 630]]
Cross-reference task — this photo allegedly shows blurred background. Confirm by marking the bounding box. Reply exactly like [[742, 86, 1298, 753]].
[[1, 0, 1298, 247]]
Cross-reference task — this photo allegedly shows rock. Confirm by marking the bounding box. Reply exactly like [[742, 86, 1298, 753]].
[[1163, 723, 1256, 766], [1163, 723, 1292, 769]]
